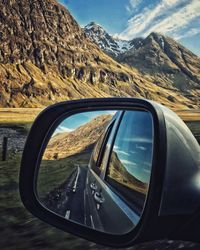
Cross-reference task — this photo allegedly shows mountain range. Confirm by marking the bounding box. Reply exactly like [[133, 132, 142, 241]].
[[84, 22, 200, 106], [0, 0, 199, 109]]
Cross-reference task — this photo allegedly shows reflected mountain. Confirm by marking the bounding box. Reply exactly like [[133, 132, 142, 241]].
[[43, 114, 112, 160]]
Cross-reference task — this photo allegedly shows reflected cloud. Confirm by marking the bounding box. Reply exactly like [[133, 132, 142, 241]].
[[136, 145, 147, 151], [53, 126, 73, 136], [143, 169, 151, 174], [121, 159, 137, 166], [114, 147, 130, 157], [123, 137, 153, 143]]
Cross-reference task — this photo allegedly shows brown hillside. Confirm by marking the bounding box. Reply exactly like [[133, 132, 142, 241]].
[[0, 0, 198, 109], [43, 114, 112, 160], [118, 33, 200, 106]]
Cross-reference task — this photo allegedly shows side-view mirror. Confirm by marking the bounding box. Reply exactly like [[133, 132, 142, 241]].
[[19, 98, 200, 248]]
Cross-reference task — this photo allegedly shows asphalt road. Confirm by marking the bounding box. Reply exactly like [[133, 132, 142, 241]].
[[43, 165, 146, 227], [43, 165, 87, 225], [64, 165, 87, 224]]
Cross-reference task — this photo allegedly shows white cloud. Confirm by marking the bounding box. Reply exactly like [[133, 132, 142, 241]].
[[53, 126, 73, 136], [126, 0, 143, 14], [143, 0, 200, 38], [59, 126, 73, 132], [175, 27, 200, 40], [130, 0, 142, 8], [126, 5, 132, 14], [116, 149, 130, 156], [121, 159, 136, 166], [118, 0, 200, 40], [136, 145, 147, 151], [123, 137, 153, 143]]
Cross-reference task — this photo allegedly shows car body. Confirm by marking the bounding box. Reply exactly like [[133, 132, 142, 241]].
[[85, 110, 153, 234]]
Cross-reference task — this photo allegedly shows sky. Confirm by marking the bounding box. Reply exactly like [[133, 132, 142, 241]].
[[53, 110, 115, 135], [59, 0, 200, 56]]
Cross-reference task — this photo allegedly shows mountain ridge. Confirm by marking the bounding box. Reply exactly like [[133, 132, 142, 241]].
[[0, 0, 199, 109], [85, 22, 200, 107], [44, 114, 112, 160], [84, 22, 133, 57]]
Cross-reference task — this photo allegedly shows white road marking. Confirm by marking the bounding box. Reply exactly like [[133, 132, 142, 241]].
[[90, 215, 95, 229], [65, 210, 71, 219], [84, 189, 87, 225], [73, 166, 80, 193]]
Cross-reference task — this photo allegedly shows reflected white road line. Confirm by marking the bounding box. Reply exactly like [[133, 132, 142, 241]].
[[84, 189, 87, 225], [73, 166, 80, 192], [90, 215, 94, 229], [65, 210, 71, 219]]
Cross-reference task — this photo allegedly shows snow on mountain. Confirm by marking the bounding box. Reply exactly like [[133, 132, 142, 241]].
[[84, 22, 134, 56]]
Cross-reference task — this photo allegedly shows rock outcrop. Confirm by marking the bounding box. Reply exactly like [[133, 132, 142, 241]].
[[0, 0, 199, 109]]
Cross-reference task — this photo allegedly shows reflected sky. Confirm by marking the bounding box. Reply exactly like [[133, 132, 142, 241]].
[[111, 111, 153, 184], [114, 145, 152, 184], [53, 110, 116, 136]]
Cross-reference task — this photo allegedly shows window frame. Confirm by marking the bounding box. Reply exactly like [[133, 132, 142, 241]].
[[89, 111, 123, 176]]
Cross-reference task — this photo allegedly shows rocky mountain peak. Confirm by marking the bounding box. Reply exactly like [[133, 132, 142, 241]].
[[146, 32, 165, 47], [0, 1, 199, 109], [85, 22, 103, 32], [84, 22, 132, 57], [118, 31, 200, 95], [85, 23, 199, 106]]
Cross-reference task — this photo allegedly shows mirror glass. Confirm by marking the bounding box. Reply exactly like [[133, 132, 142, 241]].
[[37, 109, 154, 234]]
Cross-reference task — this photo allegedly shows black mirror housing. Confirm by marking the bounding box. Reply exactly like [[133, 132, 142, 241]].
[[19, 98, 200, 248]]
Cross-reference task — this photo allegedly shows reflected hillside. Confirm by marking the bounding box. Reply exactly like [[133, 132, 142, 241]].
[[44, 114, 112, 160], [108, 151, 148, 195]]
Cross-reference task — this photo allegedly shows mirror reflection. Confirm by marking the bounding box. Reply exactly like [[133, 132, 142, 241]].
[[37, 109, 154, 234]]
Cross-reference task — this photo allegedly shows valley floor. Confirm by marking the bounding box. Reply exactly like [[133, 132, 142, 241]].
[[0, 108, 199, 124], [0, 108, 42, 124]]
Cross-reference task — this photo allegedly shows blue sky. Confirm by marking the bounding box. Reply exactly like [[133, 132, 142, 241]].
[[59, 0, 200, 56], [53, 111, 115, 134]]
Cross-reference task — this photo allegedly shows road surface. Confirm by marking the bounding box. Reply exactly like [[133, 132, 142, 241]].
[[42, 165, 87, 225]]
